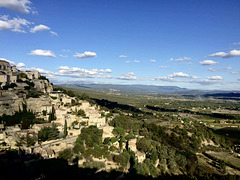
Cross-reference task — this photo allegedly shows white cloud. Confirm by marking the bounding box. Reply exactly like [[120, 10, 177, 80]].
[[63, 49, 71, 53], [103, 69, 112, 73], [209, 49, 240, 58], [154, 76, 176, 82], [175, 57, 191, 62], [28, 49, 56, 58], [16, 62, 25, 68], [133, 60, 140, 63], [169, 58, 173, 62], [231, 72, 239, 74], [208, 68, 216, 72], [59, 55, 68, 58], [0, 0, 32, 13], [199, 60, 218, 65], [0, 15, 31, 33], [233, 42, 240, 45], [170, 72, 189, 78], [226, 65, 232, 70], [125, 61, 130, 63], [117, 72, 137, 80], [119, 55, 127, 58], [207, 76, 223, 80], [74, 51, 96, 58], [55, 66, 112, 78], [29, 66, 113, 80], [159, 66, 168, 68], [154, 72, 199, 82], [30, 24, 50, 33], [50, 31, 58, 36], [150, 59, 156, 63], [191, 76, 224, 86]]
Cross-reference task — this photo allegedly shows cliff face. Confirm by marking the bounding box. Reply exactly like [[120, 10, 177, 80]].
[[26, 95, 52, 113], [0, 79, 53, 116], [0, 92, 24, 116], [33, 79, 53, 93]]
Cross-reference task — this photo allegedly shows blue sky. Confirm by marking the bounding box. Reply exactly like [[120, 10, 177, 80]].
[[0, 0, 240, 90]]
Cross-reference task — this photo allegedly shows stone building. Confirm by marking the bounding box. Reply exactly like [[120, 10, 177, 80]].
[[0, 59, 42, 86], [0, 60, 19, 85]]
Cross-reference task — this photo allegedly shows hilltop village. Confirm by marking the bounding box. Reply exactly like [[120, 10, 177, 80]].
[[1, 59, 240, 179], [0, 59, 145, 172]]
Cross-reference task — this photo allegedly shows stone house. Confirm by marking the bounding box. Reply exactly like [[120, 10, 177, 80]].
[[128, 138, 146, 163], [0, 59, 43, 90], [0, 60, 20, 86], [100, 126, 115, 139]]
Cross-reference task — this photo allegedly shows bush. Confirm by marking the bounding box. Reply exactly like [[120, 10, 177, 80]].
[[113, 151, 130, 167], [58, 148, 73, 160], [39, 75, 49, 82], [83, 161, 105, 170], [50, 96, 57, 100], [38, 124, 60, 142], [2, 83, 17, 90], [19, 73, 27, 78]]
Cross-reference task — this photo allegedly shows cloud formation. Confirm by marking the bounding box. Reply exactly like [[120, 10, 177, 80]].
[[175, 57, 191, 62], [191, 76, 224, 85], [119, 55, 127, 58], [233, 42, 240, 45], [117, 72, 137, 80], [28, 49, 56, 58], [74, 51, 96, 58], [209, 49, 240, 58], [28, 66, 113, 79], [0, 15, 31, 33], [154, 72, 199, 82], [50, 31, 58, 36], [226, 66, 232, 70], [150, 59, 156, 63], [30, 24, 50, 33], [0, 0, 32, 13], [133, 60, 140, 63], [16, 62, 25, 68], [208, 68, 216, 72], [199, 60, 218, 65], [207, 76, 223, 80]]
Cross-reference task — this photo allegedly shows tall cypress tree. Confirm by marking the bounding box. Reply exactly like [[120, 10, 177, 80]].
[[64, 119, 68, 138]]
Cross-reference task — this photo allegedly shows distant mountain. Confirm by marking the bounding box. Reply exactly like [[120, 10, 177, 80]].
[[58, 83, 207, 95]]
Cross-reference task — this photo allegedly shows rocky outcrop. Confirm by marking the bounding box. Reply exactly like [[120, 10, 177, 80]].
[[26, 95, 52, 113], [0, 91, 24, 116], [33, 79, 53, 94]]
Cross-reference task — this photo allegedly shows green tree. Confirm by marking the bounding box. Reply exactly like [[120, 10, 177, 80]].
[[38, 123, 60, 142], [112, 127, 125, 137], [64, 119, 68, 138], [136, 138, 151, 153], [78, 126, 103, 147], [25, 133, 36, 147], [58, 148, 73, 160], [77, 109, 86, 117], [219, 160, 226, 174]]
